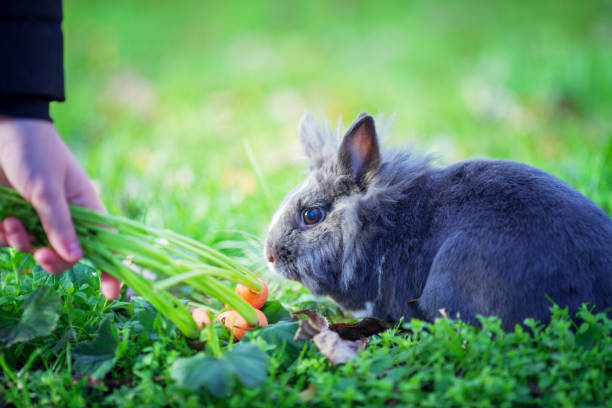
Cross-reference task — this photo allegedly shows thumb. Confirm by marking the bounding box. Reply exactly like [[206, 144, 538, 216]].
[[30, 185, 83, 263]]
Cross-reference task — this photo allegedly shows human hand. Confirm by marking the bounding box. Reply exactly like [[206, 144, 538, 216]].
[[0, 118, 121, 300]]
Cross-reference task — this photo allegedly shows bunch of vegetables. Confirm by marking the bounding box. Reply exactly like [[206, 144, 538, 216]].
[[192, 279, 269, 340], [0, 185, 266, 339]]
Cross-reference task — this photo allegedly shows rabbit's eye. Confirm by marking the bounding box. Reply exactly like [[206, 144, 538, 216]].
[[302, 207, 325, 226]]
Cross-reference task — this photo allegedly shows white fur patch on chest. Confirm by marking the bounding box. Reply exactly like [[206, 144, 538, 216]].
[[349, 301, 374, 318]]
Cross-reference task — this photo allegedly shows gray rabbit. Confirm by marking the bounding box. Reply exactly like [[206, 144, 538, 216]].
[[265, 112, 612, 330]]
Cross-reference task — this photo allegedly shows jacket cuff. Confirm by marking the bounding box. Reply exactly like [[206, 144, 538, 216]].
[[0, 96, 51, 121]]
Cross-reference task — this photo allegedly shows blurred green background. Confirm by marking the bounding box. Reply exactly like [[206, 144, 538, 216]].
[[52, 0, 612, 271]]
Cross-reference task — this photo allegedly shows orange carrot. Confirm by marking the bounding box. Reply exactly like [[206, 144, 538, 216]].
[[215, 309, 268, 340], [235, 279, 268, 309], [191, 307, 211, 329]]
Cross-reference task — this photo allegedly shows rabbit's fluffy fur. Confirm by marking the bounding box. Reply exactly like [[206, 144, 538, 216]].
[[265, 112, 612, 330]]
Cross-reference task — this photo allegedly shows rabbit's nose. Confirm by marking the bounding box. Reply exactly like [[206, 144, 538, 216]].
[[265, 241, 276, 263]]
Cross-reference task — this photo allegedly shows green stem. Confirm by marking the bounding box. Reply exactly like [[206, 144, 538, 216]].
[[0, 185, 261, 334], [164, 231, 261, 291], [206, 318, 223, 358], [154, 269, 216, 290], [83, 243, 200, 339]]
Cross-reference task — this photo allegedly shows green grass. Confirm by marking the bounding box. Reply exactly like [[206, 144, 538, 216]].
[[2, 0, 612, 406], [2, 257, 612, 407]]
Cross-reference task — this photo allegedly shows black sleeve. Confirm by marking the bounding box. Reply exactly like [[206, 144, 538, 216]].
[[0, 0, 65, 121]]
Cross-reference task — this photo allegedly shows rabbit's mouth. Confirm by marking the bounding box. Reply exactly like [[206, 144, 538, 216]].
[[266, 257, 301, 282], [269, 259, 339, 298]]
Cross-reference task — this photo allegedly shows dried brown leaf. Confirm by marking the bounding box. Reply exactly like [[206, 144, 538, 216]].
[[292, 309, 329, 341], [291, 309, 329, 330], [294, 319, 323, 341], [329, 317, 391, 341], [312, 331, 368, 365], [292, 311, 382, 365], [298, 384, 317, 402]]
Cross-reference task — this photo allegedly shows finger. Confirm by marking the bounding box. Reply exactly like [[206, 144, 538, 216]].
[[100, 272, 121, 300], [30, 186, 83, 263], [2, 217, 34, 252], [33, 247, 74, 275]]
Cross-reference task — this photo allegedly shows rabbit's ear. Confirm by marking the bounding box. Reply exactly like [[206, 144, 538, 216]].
[[338, 113, 381, 185], [298, 111, 337, 170]]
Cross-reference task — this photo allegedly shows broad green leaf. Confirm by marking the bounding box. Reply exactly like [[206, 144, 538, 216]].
[[261, 300, 292, 324], [171, 354, 235, 397], [63, 263, 97, 287], [245, 321, 303, 367], [72, 318, 119, 379], [225, 343, 269, 388], [135, 307, 158, 333], [252, 321, 300, 347], [0, 286, 61, 347]]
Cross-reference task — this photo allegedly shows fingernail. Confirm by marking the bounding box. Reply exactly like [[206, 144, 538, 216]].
[[68, 242, 83, 259]]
